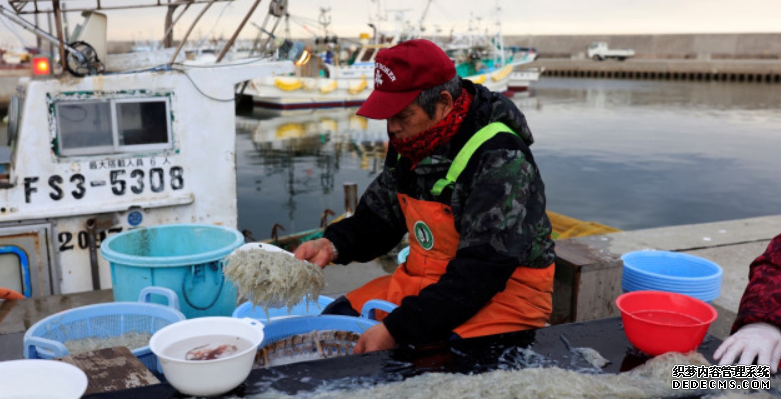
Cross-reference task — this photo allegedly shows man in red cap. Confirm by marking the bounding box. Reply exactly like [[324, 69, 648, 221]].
[[295, 39, 555, 353]]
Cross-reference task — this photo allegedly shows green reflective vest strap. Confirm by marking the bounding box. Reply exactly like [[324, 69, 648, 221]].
[[430, 122, 517, 196]]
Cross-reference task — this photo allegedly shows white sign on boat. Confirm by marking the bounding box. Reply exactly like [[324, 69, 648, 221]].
[[0, 0, 293, 297]]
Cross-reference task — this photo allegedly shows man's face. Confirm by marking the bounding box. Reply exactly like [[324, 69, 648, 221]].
[[386, 102, 441, 140]]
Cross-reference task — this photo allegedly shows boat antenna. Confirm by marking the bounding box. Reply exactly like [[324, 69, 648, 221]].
[[317, 7, 331, 38], [417, 0, 433, 36]]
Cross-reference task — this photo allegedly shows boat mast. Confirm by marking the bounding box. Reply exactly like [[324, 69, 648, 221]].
[[417, 0, 432, 37]]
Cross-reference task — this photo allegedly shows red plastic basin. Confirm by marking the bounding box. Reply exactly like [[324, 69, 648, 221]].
[[616, 290, 718, 356]]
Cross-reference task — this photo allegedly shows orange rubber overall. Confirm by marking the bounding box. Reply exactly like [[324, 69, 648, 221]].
[[345, 193, 554, 338]]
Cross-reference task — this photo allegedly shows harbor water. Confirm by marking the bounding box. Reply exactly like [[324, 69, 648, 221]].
[[236, 78, 781, 239]]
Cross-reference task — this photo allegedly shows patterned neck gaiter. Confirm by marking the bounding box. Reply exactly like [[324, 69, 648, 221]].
[[390, 89, 473, 168]]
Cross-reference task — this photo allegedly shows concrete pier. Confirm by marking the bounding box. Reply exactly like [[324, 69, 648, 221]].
[[567, 214, 781, 340], [505, 33, 781, 60]]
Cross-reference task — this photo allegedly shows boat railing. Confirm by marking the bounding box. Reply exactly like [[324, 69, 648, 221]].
[[0, 0, 275, 77]]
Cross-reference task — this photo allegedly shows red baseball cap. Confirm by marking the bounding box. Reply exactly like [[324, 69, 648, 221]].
[[356, 39, 456, 120]]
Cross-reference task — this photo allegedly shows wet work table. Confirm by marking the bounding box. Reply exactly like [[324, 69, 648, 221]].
[[4, 289, 770, 399], [84, 317, 727, 398]]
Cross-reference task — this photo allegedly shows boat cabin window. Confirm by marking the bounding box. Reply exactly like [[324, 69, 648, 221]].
[[115, 99, 169, 146], [55, 97, 172, 157], [57, 101, 114, 154]]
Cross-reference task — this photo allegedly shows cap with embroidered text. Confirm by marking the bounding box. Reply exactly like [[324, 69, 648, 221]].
[[356, 39, 456, 120]]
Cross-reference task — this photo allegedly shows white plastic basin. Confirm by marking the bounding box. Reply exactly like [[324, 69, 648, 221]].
[[149, 317, 264, 397], [0, 359, 88, 399]]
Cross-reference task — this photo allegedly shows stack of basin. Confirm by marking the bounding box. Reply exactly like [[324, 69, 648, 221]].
[[621, 250, 723, 303]]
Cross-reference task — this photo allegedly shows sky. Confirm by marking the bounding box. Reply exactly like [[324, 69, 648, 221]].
[[0, 0, 779, 48]]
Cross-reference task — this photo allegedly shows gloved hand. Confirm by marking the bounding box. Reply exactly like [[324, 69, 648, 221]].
[[713, 322, 781, 374]]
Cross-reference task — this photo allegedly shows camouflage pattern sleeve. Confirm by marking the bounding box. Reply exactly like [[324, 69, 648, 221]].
[[323, 160, 408, 263], [732, 233, 781, 332], [451, 141, 555, 268], [358, 162, 407, 229]]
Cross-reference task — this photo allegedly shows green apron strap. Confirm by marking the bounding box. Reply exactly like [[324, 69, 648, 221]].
[[430, 122, 516, 196]]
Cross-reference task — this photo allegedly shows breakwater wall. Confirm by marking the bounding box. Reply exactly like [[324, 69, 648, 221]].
[[531, 59, 781, 83], [504, 33, 781, 60], [107, 33, 781, 60]]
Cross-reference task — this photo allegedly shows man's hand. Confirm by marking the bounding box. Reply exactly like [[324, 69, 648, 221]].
[[354, 323, 396, 354], [714, 322, 781, 373], [293, 238, 335, 268]]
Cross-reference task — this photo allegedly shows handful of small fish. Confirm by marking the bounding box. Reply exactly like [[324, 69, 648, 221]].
[[254, 330, 360, 368], [224, 247, 325, 312]]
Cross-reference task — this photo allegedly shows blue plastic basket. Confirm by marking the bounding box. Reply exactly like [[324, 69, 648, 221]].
[[232, 295, 335, 323], [23, 287, 185, 372], [621, 250, 723, 303], [260, 299, 397, 347]]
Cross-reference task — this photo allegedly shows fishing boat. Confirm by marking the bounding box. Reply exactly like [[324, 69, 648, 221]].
[[243, 42, 384, 113], [509, 67, 545, 91], [244, 4, 531, 113], [0, 0, 293, 298], [244, 57, 519, 113]]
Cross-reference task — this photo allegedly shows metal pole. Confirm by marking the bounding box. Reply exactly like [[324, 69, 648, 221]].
[[163, 2, 191, 48], [86, 219, 100, 290], [51, 1, 67, 70], [216, 0, 263, 63], [258, 13, 282, 56], [168, 0, 215, 65], [48, 12, 54, 59], [343, 182, 358, 216], [34, 12, 41, 49]]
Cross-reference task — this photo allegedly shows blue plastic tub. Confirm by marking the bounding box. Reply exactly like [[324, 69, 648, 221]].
[[233, 295, 335, 323], [260, 299, 398, 346], [100, 224, 244, 319], [23, 287, 184, 372], [621, 250, 723, 303], [261, 315, 377, 347]]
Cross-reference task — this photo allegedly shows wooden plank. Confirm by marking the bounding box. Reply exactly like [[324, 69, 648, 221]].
[[550, 262, 575, 325], [552, 238, 623, 323], [574, 266, 622, 322], [58, 346, 159, 395]]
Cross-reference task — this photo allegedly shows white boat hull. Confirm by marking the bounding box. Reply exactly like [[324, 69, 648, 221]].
[[246, 65, 513, 114], [508, 67, 544, 91]]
